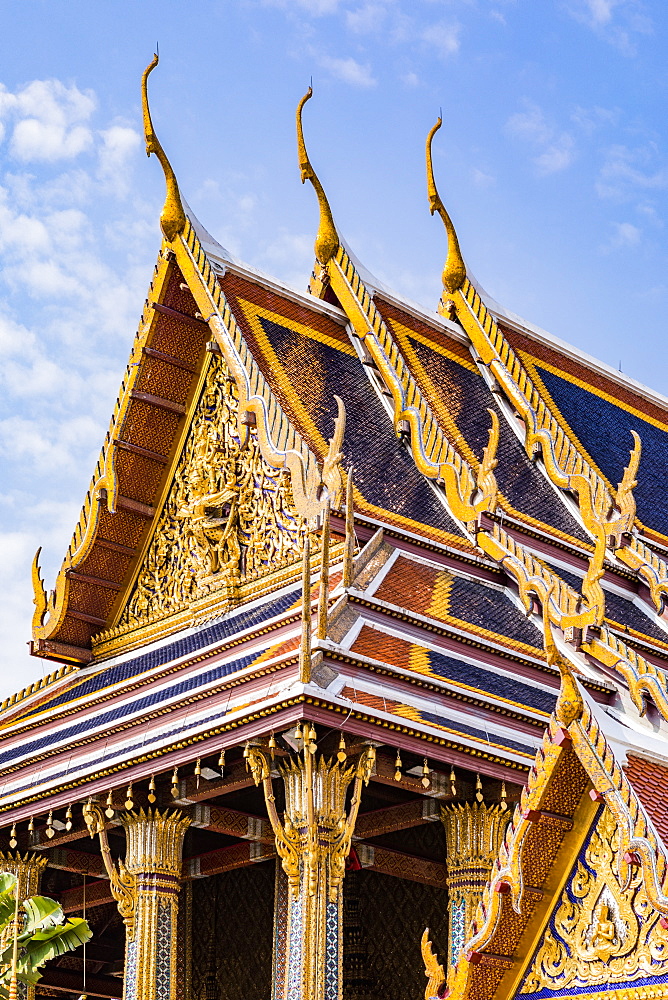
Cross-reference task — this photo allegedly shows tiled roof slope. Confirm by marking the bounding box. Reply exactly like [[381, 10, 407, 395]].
[[505, 323, 668, 544], [221, 271, 468, 547], [373, 555, 544, 657], [624, 754, 668, 844], [373, 296, 590, 547]]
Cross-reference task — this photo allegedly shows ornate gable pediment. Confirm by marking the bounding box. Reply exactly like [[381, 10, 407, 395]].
[[520, 805, 668, 997], [108, 350, 305, 640]]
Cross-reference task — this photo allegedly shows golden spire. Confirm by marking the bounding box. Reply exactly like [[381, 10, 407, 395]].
[[426, 117, 466, 293], [296, 88, 339, 265], [142, 53, 186, 242]]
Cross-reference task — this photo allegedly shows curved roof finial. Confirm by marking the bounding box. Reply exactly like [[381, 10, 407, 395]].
[[426, 117, 466, 293], [296, 87, 339, 265], [142, 53, 186, 243]]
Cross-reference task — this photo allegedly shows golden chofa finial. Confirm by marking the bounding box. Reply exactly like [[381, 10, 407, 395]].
[[426, 117, 466, 293], [296, 87, 339, 265], [142, 53, 186, 242]]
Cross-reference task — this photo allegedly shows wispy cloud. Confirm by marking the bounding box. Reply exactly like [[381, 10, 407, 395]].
[[596, 143, 668, 200], [318, 53, 377, 86], [421, 21, 461, 58], [565, 0, 652, 54], [602, 219, 641, 251], [507, 102, 576, 175]]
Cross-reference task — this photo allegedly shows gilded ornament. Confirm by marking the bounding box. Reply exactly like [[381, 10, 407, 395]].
[[296, 88, 339, 266], [141, 53, 186, 243], [421, 928, 446, 1000], [426, 117, 466, 293], [119, 354, 304, 629], [521, 808, 668, 993]]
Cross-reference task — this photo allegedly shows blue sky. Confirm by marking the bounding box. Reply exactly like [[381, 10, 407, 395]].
[[1, 0, 666, 695]]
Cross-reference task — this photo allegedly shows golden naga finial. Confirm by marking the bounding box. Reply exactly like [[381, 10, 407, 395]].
[[426, 117, 466, 293], [142, 53, 186, 242], [296, 87, 339, 265]]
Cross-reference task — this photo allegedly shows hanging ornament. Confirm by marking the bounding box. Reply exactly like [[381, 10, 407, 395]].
[[394, 750, 402, 782], [46, 811, 55, 839], [500, 781, 507, 812], [148, 775, 157, 804], [337, 734, 347, 764], [171, 767, 179, 799], [268, 734, 277, 759], [421, 759, 431, 789], [105, 790, 115, 820], [449, 766, 457, 798], [125, 784, 134, 811], [28, 817, 34, 834], [295, 723, 303, 744], [218, 749, 225, 775], [308, 725, 317, 755], [475, 774, 484, 803], [195, 758, 202, 789], [9, 824, 17, 849], [65, 805, 73, 832]]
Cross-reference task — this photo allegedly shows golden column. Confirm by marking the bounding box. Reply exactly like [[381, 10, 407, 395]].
[[84, 804, 190, 1000], [441, 800, 508, 968], [247, 737, 375, 1000], [0, 852, 47, 1000]]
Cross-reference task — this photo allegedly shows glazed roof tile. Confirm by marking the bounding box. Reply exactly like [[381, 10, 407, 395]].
[[373, 555, 543, 656], [350, 625, 555, 714], [373, 296, 590, 547], [17, 587, 300, 722], [221, 273, 468, 547], [624, 754, 668, 844]]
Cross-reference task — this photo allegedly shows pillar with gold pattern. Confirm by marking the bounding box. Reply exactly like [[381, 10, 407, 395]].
[[441, 801, 509, 968], [247, 739, 375, 1000], [0, 851, 47, 1000], [120, 808, 190, 1000]]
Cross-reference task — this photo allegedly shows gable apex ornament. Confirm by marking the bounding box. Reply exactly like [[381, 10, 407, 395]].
[[296, 87, 340, 266], [426, 117, 466, 294], [142, 53, 186, 242]]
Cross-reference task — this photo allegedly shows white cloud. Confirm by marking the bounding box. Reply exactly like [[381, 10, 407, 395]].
[[421, 21, 461, 58], [97, 124, 141, 196], [566, 0, 652, 54], [0, 80, 96, 162], [507, 102, 576, 175], [401, 71, 420, 87], [263, 0, 342, 15], [534, 134, 576, 175], [603, 220, 642, 251], [472, 167, 495, 187], [318, 54, 377, 87], [507, 104, 552, 145], [596, 143, 668, 200], [346, 3, 388, 33]]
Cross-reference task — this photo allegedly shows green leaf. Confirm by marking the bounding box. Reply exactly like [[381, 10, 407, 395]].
[[21, 896, 65, 935], [21, 918, 92, 970]]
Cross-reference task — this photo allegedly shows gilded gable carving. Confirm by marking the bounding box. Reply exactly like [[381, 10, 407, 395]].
[[521, 807, 668, 994], [118, 354, 303, 628]]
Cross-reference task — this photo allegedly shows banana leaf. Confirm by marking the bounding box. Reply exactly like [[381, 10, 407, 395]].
[[20, 896, 65, 936], [20, 918, 92, 970]]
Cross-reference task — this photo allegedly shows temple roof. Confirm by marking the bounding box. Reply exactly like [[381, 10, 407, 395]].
[[4, 63, 668, 872]]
